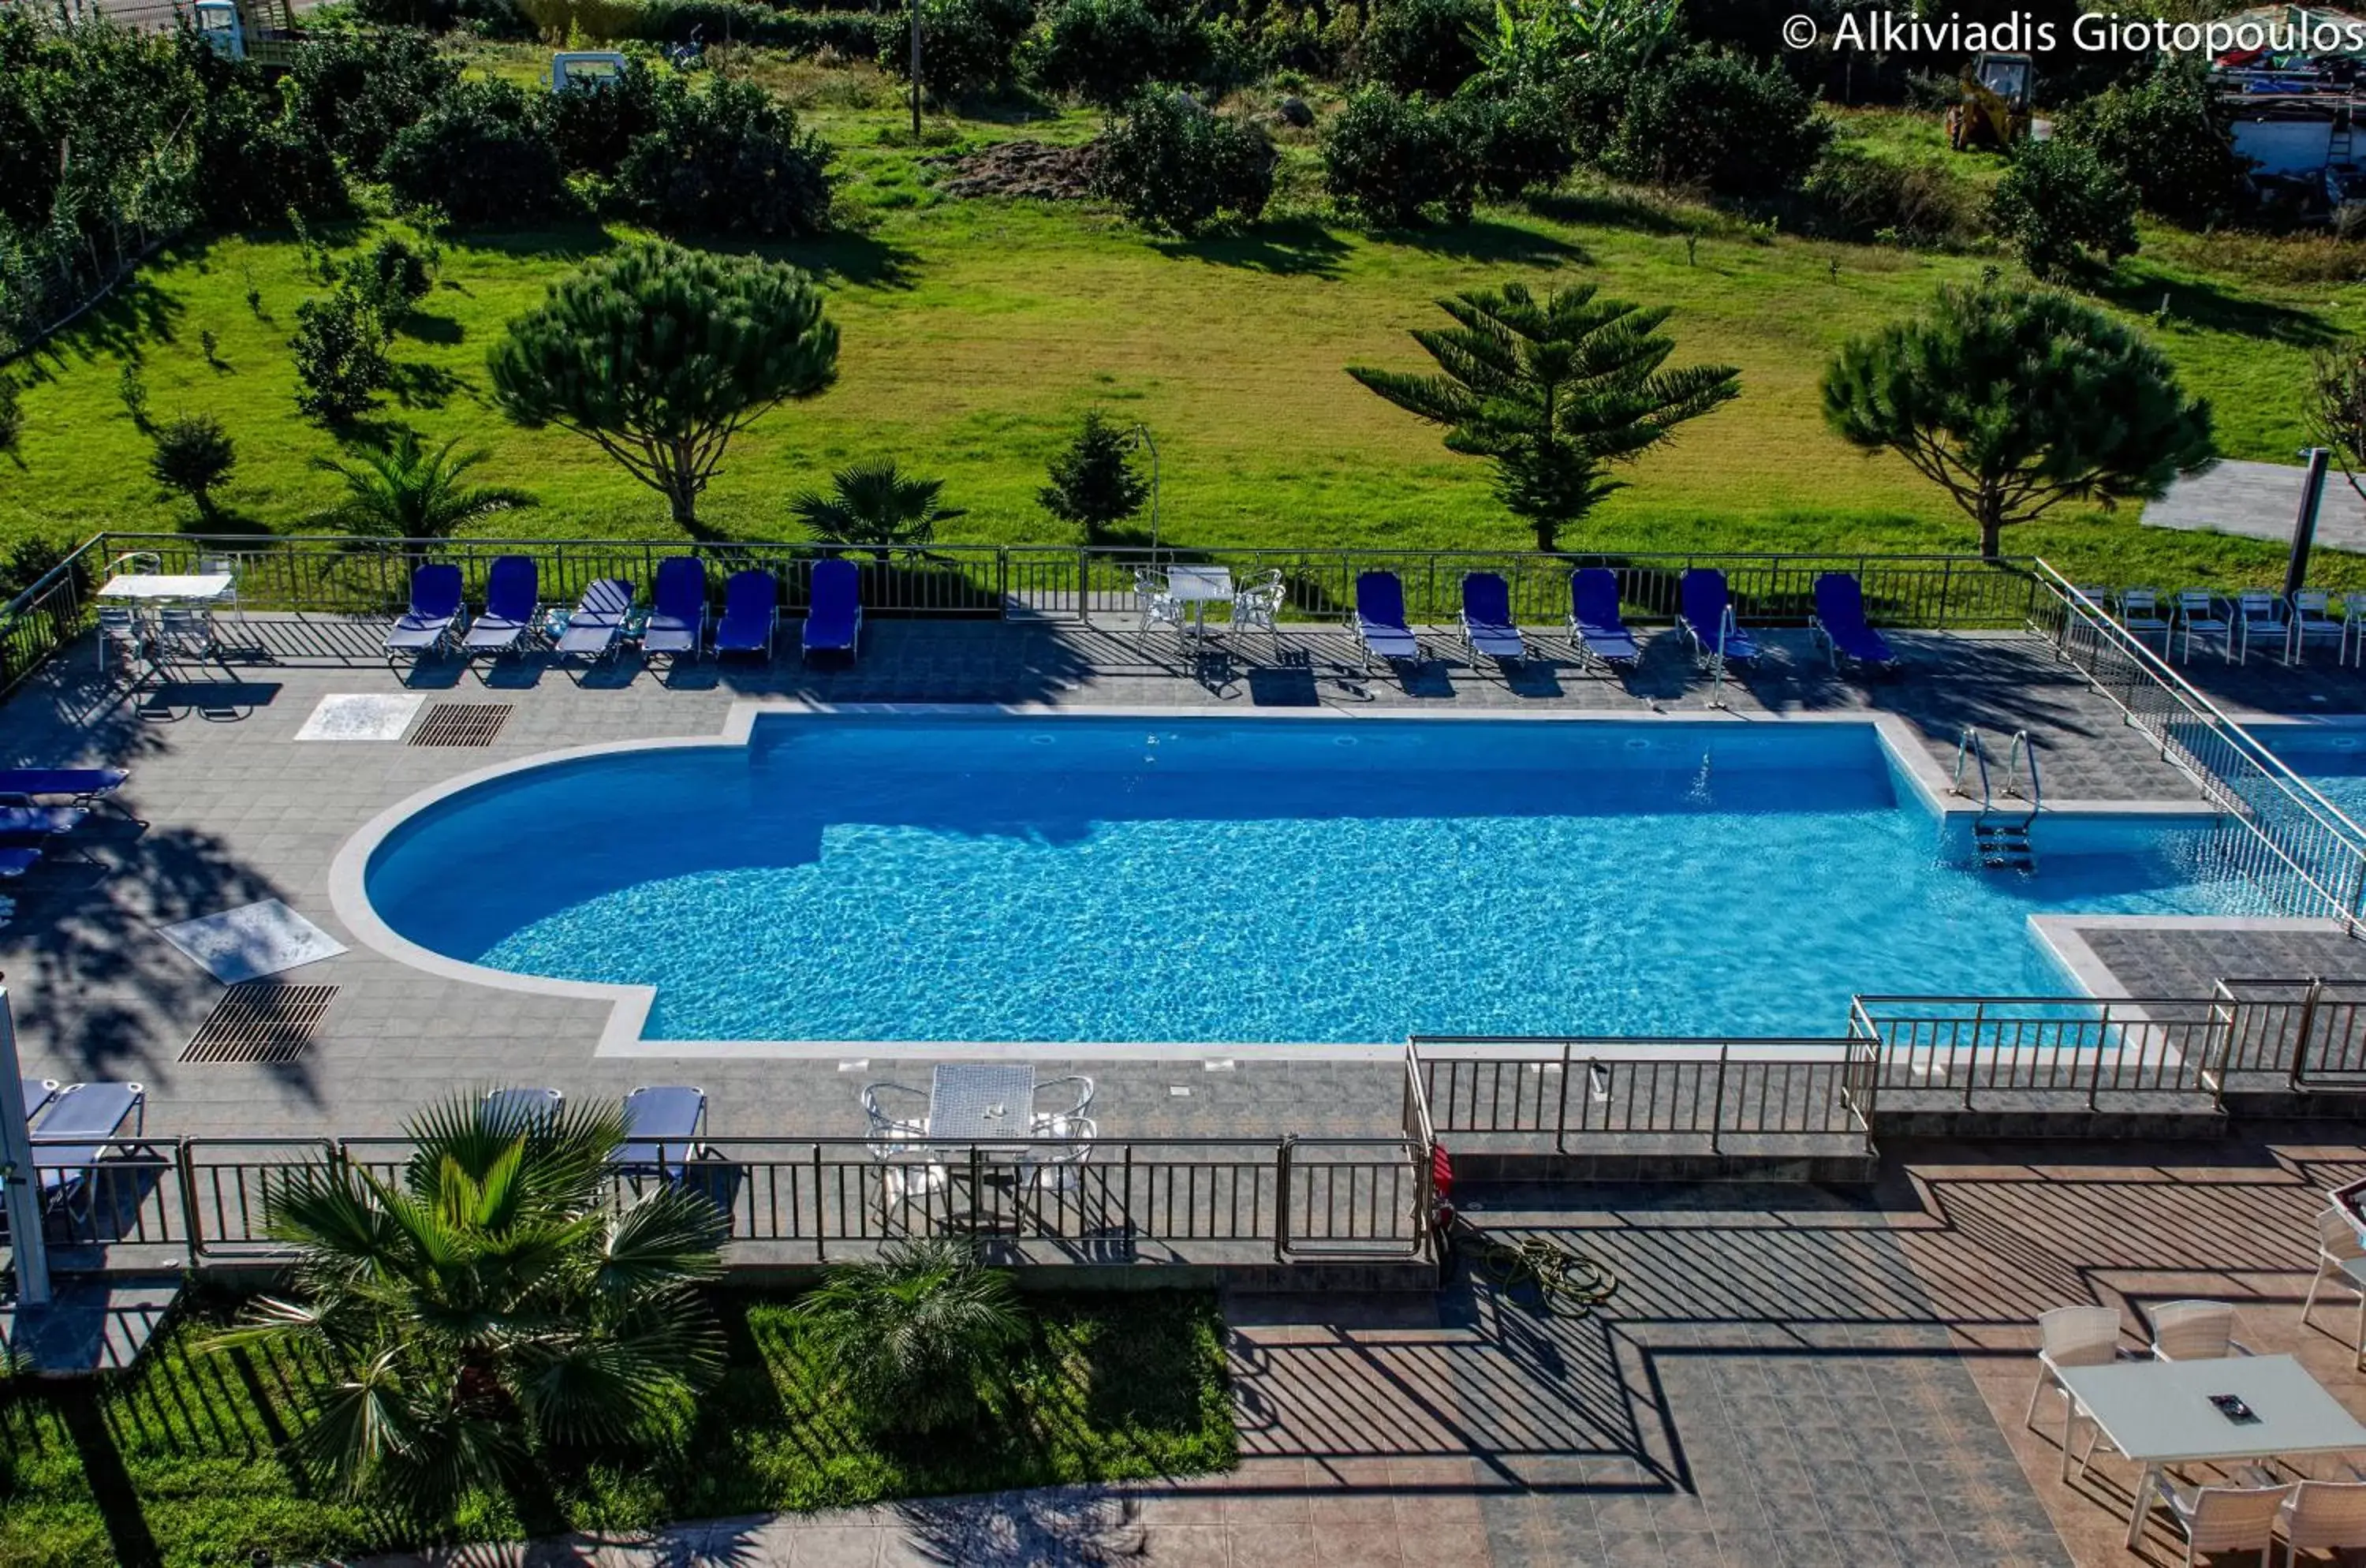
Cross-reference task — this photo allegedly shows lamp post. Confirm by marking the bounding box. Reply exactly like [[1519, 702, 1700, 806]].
[[0, 984, 51, 1307], [1129, 423, 1161, 558], [908, 0, 922, 140], [2288, 446, 2332, 603]]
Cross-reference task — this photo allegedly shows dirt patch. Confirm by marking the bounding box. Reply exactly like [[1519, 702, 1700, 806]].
[[927, 139, 1103, 200]]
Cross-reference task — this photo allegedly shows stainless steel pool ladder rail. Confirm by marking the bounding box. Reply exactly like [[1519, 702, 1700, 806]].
[[2002, 729, 2042, 827], [1952, 726, 1994, 808]]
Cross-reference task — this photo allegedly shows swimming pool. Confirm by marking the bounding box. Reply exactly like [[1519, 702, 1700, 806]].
[[359, 714, 2244, 1044], [2253, 724, 2366, 823]]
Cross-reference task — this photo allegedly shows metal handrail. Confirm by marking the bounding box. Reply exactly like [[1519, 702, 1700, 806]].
[[1952, 726, 1992, 807], [2003, 729, 2041, 825]]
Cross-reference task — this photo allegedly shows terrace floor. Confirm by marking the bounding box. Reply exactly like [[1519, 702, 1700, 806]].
[[0, 614, 2322, 1144]]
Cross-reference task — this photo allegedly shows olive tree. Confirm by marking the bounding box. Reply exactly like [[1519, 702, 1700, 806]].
[[487, 243, 838, 537], [1823, 283, 2215, 558]]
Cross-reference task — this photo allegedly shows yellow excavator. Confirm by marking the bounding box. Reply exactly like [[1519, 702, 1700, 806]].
[[1946, 51, 2036, 152]]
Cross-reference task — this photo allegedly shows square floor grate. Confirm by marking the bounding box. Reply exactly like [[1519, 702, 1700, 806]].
[[408, 702, 513, 748], [181, 982, 338, 1064]]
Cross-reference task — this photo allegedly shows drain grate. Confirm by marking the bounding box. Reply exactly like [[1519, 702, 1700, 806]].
[[181, 982, 338, 1064], [408, 702, 513, 748]]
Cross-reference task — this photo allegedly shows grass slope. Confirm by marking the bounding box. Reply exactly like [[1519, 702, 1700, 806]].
[[0, 1286, 1234, 1568], [2, 87, 2363, 592]]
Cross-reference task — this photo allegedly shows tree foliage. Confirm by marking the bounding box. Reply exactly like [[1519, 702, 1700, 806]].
[[1987, 140, 2140, 283], [148, 413, 235, 519], [382, 80, 569, 226], [488, 243, 839, 536], [790, 1238, 1028, 1437], [1092, 88, 1276, 236], [208, 1092, 727, 1513], [2308, 342, 2366, 511], [1601, 50, 1830, 197], [615, 77, 834, 239], [1032, 0, 1215, 106], [290, 286, 393, 426], [2055, 60, 2248, 230], [1822, 284, 2215, 558], [319, 429, 535, 541], [1349, 280, 1741, 551], [1356, 0, 1487, 96], [1320, 87, 1473, 226], [874, 0, 1037, 97], [1039, 409, 1151, 540], [285, 28, 457, 173], [792, 458, 965, 553]]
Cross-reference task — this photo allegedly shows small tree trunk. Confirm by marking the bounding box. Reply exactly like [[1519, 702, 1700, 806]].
[[1977, 491, 2006, 561], [1531, 516, 1558, 554]]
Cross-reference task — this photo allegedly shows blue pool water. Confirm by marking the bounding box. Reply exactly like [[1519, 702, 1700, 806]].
[[2254, 725, 2366, 823], [364, 715, 2244, 1043]]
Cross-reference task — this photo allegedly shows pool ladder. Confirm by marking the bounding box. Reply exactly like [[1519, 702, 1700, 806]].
[[1953, 726, 2042, 872]]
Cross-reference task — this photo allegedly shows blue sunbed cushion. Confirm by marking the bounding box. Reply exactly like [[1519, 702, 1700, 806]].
[[32, 1081, 143, 1188], [483, 1088, 562, 1129], [1355, 572, 1422, 661], [1461, 573, 1524, 659], [555, 578, 635, 656], [1570, 570, 1641, 663], [0, 847, 42, 878], [716, 571, 778, 653], [644, 558, 707, 655], [0, 769, 127, 801], [0, 805, 84, 836], [1815, 573, 1897, 666], [18, 1077, 55, 1118], [619, 1086, 705, 1172], [804, 559, 861, 654]]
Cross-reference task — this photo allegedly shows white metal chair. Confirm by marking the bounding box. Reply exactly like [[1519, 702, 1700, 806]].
[[2119, 588, 2173, 647], [2174, 591, 2234, 664], [1021, 1113, 1096, 1198], [155, 607, 215, 663], [2276, 1477, 2366, 1565], [1230, 570, 1286, 649], [1133, 567, 1185, 646], [2301, 1206, 2366, 1353], [95, 607, 145, 674], [2234, 589, 2294, 665], [198, 553, 250, 626], [2024, 1305, 2127, 1478], [2149, 1477, 2289, 1568], [861, 1081, 945, 1218], [2292, 592, 2350, 666], [1033, 1074, 1095, 1125], [2149, 1298, 2256, 1361]]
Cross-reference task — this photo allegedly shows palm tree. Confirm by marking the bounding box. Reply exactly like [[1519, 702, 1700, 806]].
[[790, 1237, 1026, 1436], [208, 1092, 727, 1513], [318, 430, 536, 548], [1348, 281, 1741, 552], [789, 459, 965, 561]]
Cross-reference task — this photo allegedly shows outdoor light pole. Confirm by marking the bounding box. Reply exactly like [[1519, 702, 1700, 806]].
[[2287, 446, 2332, 603], [0, 984, 52, 1307], [907, 0, 922, 140], [1129, 423, 1161, 558]]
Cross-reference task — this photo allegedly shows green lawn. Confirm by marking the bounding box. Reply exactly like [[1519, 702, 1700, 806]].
[[0, 1285, 1233, 1568], [4, 77, 2365, 592]]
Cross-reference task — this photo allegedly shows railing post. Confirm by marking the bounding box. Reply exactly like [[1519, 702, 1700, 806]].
[[2088, 1007, 2107, 1112], [812, 1143, 826, 1262], [1965, 1002, 1983, 1111], [1555, 1040, 1573, 1155], [177, 1137, 203, 1267], [1273, 1136, 1292, 1263], [1077, 549, 1092, 627], [2293, 978, 2326, 1091], [1711, 1047, 1727, 1155]]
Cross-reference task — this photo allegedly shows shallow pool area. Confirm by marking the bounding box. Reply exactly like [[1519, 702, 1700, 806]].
[[360, 715, 2245, 1043], [2254, 724, 2366, 824]]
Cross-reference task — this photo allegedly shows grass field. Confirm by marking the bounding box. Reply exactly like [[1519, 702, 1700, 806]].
[[0, 1286, 1233, 1568], [5, 74, 2366, 591]]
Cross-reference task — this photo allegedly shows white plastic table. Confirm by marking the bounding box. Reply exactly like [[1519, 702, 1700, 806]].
[[929, 1062, 1035, 1147], [1166, 566, 1234, 637], [97, 574, 234, 603], [2058, 1354, 2366, 1547]]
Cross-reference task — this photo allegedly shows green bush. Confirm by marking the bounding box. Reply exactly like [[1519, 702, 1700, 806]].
[[1452, 77, 1574, 201], [1989, 138, 2140, 282], [615, 76, 834, 237], [148, 413, 236, 518], [542, 55, 667, 176], [636, 1, 879, 51], [1032, 0, 1214, 106], [2056, 61, 2248, 230], [356, 234, 439, 316], [1601, 50, 1830, 197], [190, 86, 346, 227], [1039, 407, 1151, 540], [873, 0, 1036, 97], [383, 80, 569, 224], [1355, 0, 1484, 96], [285, 28, 458, 172], [791, 1239, 1028, 1437], [1092, 86, 1275, 235], [289, 286, 391, 424], [1803, 144, 1983, 248], [1320, 85, 1472, 226]]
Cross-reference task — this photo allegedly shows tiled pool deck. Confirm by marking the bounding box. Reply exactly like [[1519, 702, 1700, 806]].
[[10, 614, 2366, 1567]]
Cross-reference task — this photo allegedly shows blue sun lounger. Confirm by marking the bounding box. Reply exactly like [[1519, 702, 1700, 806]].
[[483, 1087, 563, 1130], [1352, 572, 1422, 670], [1677, 568, 1759, 670], [32, 1080, 144, 1207], [0, 770, 128, 807], [554, 577, 635, 666], [642, 558, 707, 662], [0, 805, 86, 838], [715, 570, 778, 661], [1569, 568, 1640, 674], [0, 848, 43, 879], [1459, 573, 1525, 666], [464, 556, 541, 660], [802, 558, 862, 663], [1810, 573, 1898, 674], [618, 1085, 707, 1182], [385, 564, 466, 666], [18, 1077, 56, 1120]]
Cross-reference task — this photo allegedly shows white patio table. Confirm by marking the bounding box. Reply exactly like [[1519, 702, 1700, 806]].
[[1166, 566, 1234, 638], [929, 1062, 1036, 1149], [97, 574, 235, 605], [2057, 1353, 2366, 1547]]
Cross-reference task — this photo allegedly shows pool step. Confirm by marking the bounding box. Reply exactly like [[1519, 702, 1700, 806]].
[[1974, 819, 2036, 871]]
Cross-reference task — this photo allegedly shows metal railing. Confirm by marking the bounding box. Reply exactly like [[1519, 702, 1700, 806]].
[[2212, 977, 2366, 1088], [1847, 995, 2229, 1110], [1406, 1036, 1878, 1155], [16, 1132, 1433, 1271], [2032, 561, 2366, 924]]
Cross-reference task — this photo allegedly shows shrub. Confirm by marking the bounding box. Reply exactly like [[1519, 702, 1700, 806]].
[[1039, 408, 1151, 540], [873, 0, 1036, 97], [1355, 0, 1483, 96], [1802, 145, 1983, 248], [355, 234, 439, 316], [2056, 61, 2248, 230], [1601, 50, 1830, 197], [615, 76, 834, 237], [148, 414, 236, 518], [1988, 138, 2139, 282], [1032, 0, 1213, 106], [1320, 85, 1471, 226], [188, 70, 346, 227], [1092, 86, 1275, 234], [792, 1240, 1028, 1438], [637, 2, 879, 54], [541, 55, 667, 176], [1451, 77, 1575, 201], [382, 80, 569, 224], [791, 458, 965, 551], [290, 286, 392, 424], [285, 28, 458, 172]]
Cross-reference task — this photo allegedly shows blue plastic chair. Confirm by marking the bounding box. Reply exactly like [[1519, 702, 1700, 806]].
[[1810, 573, 1898, 674], [385, 564, 466, 665], [803, 559, 862, 663], [1352, 571, 1422, 669], [463, 556, 540, 659], [1459, 573, 1525, 666], [1677, 568, 1759, 669], [643, 558, 707, 661], [1569, 569, 1641, 673], [715, 570, 778, 661]]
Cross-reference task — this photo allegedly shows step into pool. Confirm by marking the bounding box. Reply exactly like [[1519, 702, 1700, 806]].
[[361, 714, 2246, 1043]]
